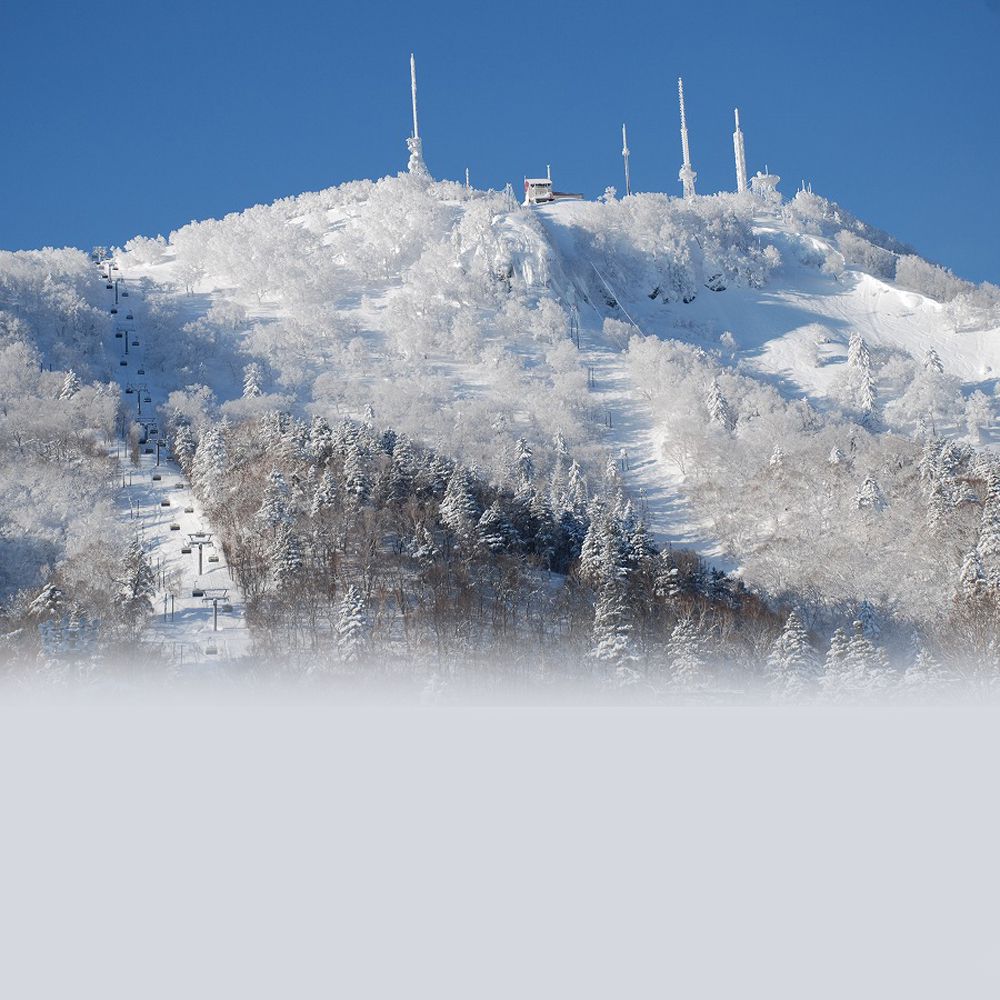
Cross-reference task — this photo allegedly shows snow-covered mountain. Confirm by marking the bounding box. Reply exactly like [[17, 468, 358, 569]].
[[3, 169, 1000, 691]]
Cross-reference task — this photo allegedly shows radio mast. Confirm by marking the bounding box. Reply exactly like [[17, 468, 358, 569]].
[[677, 78, 697, 199], [733, 107, 748, 194], [406, 53, 426, 174], [622, 123, 631, 196]]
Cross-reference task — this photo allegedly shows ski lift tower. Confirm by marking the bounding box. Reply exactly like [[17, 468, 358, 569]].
[[677, 77, 697, 199]]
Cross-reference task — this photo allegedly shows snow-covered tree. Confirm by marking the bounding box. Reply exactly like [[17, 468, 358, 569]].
[[439, 467, 478, 542], [58, 370, 81, 400], [257, 469, 291, 528], [271, 523, 303, 589], [667, 617, 708, 691], [115, 538, 156, 634], [766, 611, 819, 699], [854, 475, 888, 512], [242, 362, 264, 399], [706, 379, 735, 432], [336, 585, 367, 661]]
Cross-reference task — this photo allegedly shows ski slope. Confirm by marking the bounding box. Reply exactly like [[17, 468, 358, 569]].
[[98, 263, 251, 663]]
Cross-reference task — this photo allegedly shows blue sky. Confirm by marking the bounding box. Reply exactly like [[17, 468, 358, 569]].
[[2, 0, 998, 282]]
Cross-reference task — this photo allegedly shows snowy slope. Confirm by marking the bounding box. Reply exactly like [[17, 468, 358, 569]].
[[109, 182, 999, 582]]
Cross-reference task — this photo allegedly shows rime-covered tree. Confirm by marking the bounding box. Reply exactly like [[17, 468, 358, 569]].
[[591, 581, 636, 669], [706, 379, 735, 432], [115, 538, 156, 635], [191, 424, 228, 511], [477, 501, 512, 553], [242, 362, 264, 398], [854, 475, 888, 512], [271, 523, 303, 590], [310, 469, 338, 518], [766, 611, 819, 699], [439, 467, 479, 542], [58, 370, 81, 400], [336, 585, 367, 662], [172, 423, 196, 472], [514, 437, 534, 492], [257, 469, 291, 528], [667, 617, 707, 690]]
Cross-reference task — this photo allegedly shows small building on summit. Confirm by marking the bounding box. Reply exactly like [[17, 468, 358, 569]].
[[523, 166, 584, 206]]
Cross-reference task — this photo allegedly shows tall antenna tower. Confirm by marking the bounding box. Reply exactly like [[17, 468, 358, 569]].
[[406, 52, 426, 174], [677, 77, 697, 199], [621, 123, 631, 196], [733, 108, 748, 194]]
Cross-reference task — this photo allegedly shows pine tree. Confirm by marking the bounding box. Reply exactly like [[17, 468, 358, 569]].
[[409, 523, 439, 565], [172, 423, 196, 472], [820, 628, 852, 702], [766, 611, 819, 699], [116, 538, 156, 633], [336, 585, 367, 662], [310, 469, 338, 518], [667, 617, 708, 691], [958, 548, 987, 601], [308, 415, 334, 464], [854, 475, 888, 512], [923, 348, 944, 374], [439, 467, 479, 542], [342, 437, 369, 507], [591, 581, 636, 669], [28, 583, 65, 620], [191, 425, 228, 511], [242, 362, 264, 398], [706, 379, 735, 431], [847, 332, 871, 370], [477, 501, 511, 553], [653, 551, 681, 601], [566, 460, 588, 510], [271, 524, 303, 590], [58, 370, 81, 400], [514, 437, 534, 492], [257, 469, 291, 528]]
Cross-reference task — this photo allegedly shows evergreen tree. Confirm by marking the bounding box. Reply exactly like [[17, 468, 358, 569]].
[[667, 617, 708, 690], [854, 475, 888, 512], [172, 423, 196, 472], [439, 467, 479, 542], [514, 437, 534, 492], [409, 523, 439, 565], [706, 379, 735, 431], [766, 611, 819, 699], [342, 437, 369, 507], [115, 538, 156, 634], [257, 469, 291, 528], [958, 548, 987, 601], [923, 348, 944, 374], [58, 370, 81, 400], [191, 425, 228, 511], [336, 585, 368, 662], [308, 415, 334, 464], [477, 501, 512, 553], [591, 581, 636, 669], [242, 362, 264, 398], [271, 524, 303, 590], [310, 469, 338, 518]]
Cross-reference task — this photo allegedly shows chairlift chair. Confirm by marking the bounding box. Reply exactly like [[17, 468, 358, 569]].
[[105, 282, 113, 290], [143, 447, 154, 454], [192, 588, 204, 597], [221, 603, 233, 613], [152, 473, 162, 481], [204, 644, 218, 656], [126, 312, 133, 320], [137, 368, 145, 375], [143, 395, 151, 403], [184, 506, 194, 513], [207, 554, 219, 563], [110, 307, 117, 314], [160, 499, 170, 507], [115, 331, 123, 339], [132, 339, 139, 347], [181, 546, 192, 554], [170, 523, 180, 531], [125, 386, 134, 394], [119, 359, 127, 366], [122, 290, 129, 297]]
